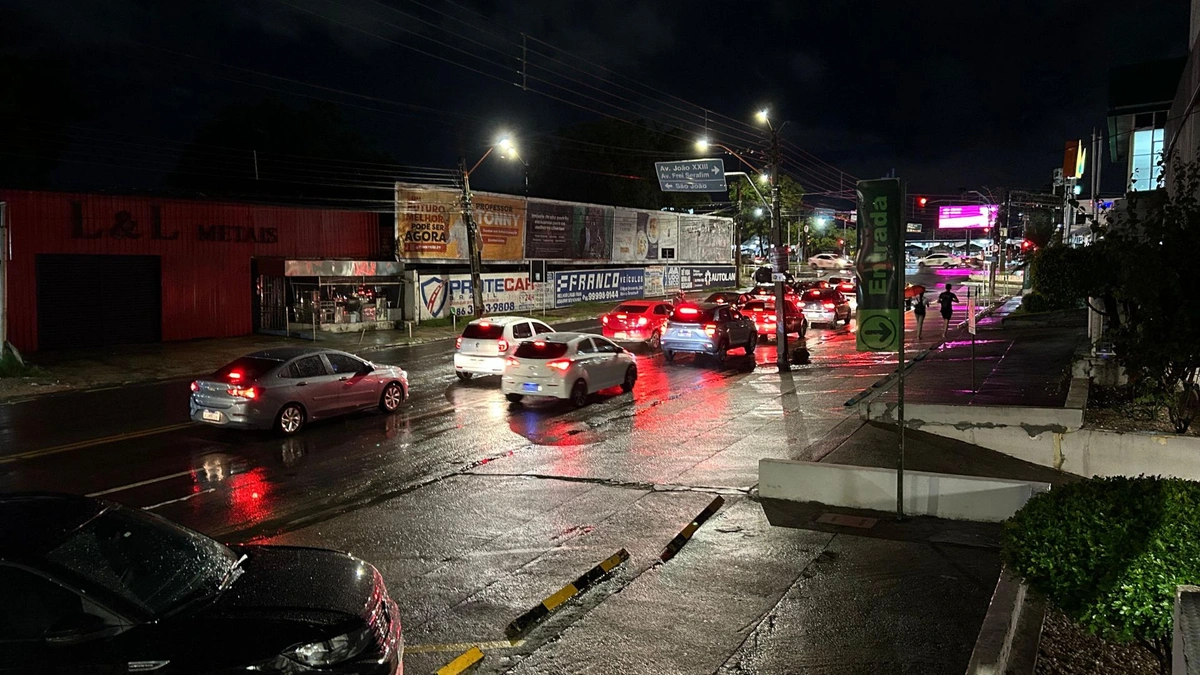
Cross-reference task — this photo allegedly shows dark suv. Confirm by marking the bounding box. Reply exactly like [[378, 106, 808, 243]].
[[660, 304, 756, 365]]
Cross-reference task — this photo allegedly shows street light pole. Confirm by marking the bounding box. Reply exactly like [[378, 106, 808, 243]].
[[459, 158, 487, 319], [760, 111, 789, 371]]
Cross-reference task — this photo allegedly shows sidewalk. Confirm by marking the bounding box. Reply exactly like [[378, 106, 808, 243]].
[[877, 295, 1085, 407], [0, 306, 601, 403]]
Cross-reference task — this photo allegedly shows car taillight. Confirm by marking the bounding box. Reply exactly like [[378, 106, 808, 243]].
[[823, 302, 836, 309], [505, 356, 520, 367], [455, 336, 463, 349], [498, 338, 509, 352], [601, 315, 610, 325], [765, 314, 776, 323], [546, 358, 572, 371], [637, 316, 647, 326], [227, 385, 258, 399], [703, 324, 717, 338], [677, 306, 699, 315], [228, 370, 243, 382], [190, 381, 199, 392]]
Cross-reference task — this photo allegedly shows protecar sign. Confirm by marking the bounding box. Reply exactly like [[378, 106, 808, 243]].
[[553, 268, 645, 307], [417, 272, 538, 319]]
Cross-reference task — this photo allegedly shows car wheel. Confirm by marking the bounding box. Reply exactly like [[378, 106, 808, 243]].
[[664, 349, 676, 363], [275, 403, 305, 436], [918, 262, 926, 268], [621, 366, 637, 393], [379, 382, 404, 413], [746, 332, 757, 354], [714, 340, 728, 366], [456, 371, 472, 381], [649, 330, 662, 351], [505, 393, 524, 404], [570, 380, 589, 407]]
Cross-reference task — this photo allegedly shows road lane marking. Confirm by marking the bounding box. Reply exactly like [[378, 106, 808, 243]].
[[435, 646, 484, 675], [505, 549, 630, 639], [87, 469, 197, 497], [407, 640, 524, 654], [144, 488, 215, 510], [0, 422, 195, 465]]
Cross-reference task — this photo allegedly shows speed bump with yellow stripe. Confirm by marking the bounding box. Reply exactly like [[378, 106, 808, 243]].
[[436, 646, 484, 675], [659, 495, 724, 563], [504, 548, 629, 639]]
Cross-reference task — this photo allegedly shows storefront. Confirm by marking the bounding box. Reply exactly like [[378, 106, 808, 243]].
[[0, 190, 387, 352], [254, 259, 404, 335]]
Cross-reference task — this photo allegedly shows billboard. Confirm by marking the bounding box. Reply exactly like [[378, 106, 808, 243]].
[[416, 271, 539, 319], [553, 268, 645, 307], [395, 185, 525, 261], [677, 265, 738, 291], [937, 204, 998, 230], [612, 209, 681, 262], [525, 199, 614, 260], [644, 266, 665, 296], [678, 215, 732, 262]]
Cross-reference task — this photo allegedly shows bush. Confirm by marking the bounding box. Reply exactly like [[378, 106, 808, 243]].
[[1002, 476, 1200, 669], [1019, 292, 1050, 314], [1029, 246, 1087, 310]]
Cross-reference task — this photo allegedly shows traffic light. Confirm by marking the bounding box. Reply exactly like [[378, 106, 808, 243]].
[[917, 196, 928, 208]]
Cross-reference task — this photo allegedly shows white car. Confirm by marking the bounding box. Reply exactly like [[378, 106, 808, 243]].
[[917, 252, 963, 268], [501, 333, 637, 407], [454, 316, 555, 380], [808, 253, 853, 270]]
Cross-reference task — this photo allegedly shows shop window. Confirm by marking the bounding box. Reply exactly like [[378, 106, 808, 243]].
[[1129, 128, 1165, 192]]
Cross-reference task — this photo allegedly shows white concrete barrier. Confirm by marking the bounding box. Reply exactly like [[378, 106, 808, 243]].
[[759, 459, 1050, 523]]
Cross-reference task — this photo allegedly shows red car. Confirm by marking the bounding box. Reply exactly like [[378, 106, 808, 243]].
[[740, 298, 807, 339], [599, 300, 673, 350]]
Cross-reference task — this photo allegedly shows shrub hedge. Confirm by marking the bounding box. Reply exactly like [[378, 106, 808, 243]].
[[1019, 292, 1050, 314], [1002, 476, 1200, 652]]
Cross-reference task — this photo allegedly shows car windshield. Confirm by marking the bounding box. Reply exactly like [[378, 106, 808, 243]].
[[463, 323, 505, 339], [44, 506, 237, 616], [213, 356, 282, 382], [670, 307, 717, 323], [613, 304, 647, 313], [513, 341, 570, 359]]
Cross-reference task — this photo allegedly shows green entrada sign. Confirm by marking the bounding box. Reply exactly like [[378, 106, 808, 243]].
[[855, 179, 903, 352]]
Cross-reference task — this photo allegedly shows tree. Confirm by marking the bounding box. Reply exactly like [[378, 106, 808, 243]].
[[168, 99, 395, 202], [526, 119, 712, 210], [729, 174, 805, 254]]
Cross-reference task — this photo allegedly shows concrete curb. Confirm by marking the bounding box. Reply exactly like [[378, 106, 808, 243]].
[[658, 495, 724, 563], [436, 646, 484, 675], [965, 567, 1045, 675], [504, 549, 629, 639]]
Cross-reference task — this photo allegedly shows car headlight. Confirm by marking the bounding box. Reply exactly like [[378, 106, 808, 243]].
[[284, 627, 371, 667]]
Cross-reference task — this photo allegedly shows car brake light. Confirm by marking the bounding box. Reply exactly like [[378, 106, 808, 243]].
[[677, 306, 698, 315], [498, 338, 509, 352], [546, 358, 572, 371], [227, 385, 258, 399], [601, 315, 610, 325], [228, 370, 243, 381], [703, 324, 717, 337], [455, 336, 463, 349], [617, 313, 626, 320], [505, 356, 520, 367], [479, 320, 490, 328], [534, 340, 546, 347], [190, 381, 199, 392], [766, 314, 776, 323], [823, 302, 836, 309], [637, 316, 647, 326]]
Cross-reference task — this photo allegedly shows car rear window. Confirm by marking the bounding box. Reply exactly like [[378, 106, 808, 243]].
[[213, 356, 281, 381], [614, 304, 648, 313], [670, 306, 717, 323], [513, 341, 570, 359], [463, 322, 505, 339]]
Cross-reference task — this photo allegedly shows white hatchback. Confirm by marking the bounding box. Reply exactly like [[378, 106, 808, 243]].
[[501, 333, 637, 407], [917, 252, 963, 268], [454, 316, 555, 380]]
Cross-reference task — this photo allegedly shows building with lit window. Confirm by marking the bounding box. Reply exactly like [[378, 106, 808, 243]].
[[1107, 57, 1185, 193]]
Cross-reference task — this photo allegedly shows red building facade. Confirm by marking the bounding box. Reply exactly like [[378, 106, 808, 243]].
[[0, 190, 383, 352]]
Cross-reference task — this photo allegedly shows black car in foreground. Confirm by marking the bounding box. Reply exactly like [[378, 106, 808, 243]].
[[0, 493, 402, 674]]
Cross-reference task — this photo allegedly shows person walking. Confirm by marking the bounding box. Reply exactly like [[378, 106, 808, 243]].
[[913, 291, 928, 339], [938, 283, 959, 337]]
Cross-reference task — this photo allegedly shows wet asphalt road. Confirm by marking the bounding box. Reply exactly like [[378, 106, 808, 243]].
[[0, 269, 994, 673]]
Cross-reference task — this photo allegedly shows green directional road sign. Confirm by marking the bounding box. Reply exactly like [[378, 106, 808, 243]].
[[855, 179, 903, 352]]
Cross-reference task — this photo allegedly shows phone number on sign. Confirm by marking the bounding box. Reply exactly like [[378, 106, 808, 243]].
[[450, 301, 519, 316]]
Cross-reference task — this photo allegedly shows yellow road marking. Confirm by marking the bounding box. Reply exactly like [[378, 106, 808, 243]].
[[436, 646, 484, 675], [599, 552, 625, 573], [542, 583, 578, 611], [0, 422, 195, 465], [681, 522, 700, 539], [407, 640, 524, 654]]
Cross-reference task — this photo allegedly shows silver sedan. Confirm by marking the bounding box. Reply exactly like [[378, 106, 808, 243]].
[[190, 347, 408, 435]]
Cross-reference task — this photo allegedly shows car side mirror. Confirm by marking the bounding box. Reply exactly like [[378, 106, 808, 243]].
[[360, 363, 374, 375], [45, 613, 118, 645]]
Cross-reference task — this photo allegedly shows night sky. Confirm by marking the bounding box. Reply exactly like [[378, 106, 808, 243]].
[[1, 0, 1190, 203]]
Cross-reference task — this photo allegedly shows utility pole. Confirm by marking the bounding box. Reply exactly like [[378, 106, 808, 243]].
[[459, 160, 486, 318], [0, 201, 7, 356], [768, 122, 789, 370]]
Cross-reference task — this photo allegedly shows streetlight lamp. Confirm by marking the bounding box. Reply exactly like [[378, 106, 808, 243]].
[[756, 108, 791, 371], [460, 134, 520, 318]]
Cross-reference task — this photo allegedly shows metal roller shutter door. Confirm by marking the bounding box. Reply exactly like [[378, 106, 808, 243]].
[[36, 254, 162, 350]]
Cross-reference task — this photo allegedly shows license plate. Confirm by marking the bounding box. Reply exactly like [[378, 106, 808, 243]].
[[676, 330, 692, 336], [522, 382, 539, 392], [614, 331, 628, 339], [201, 410, 221, 422]]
